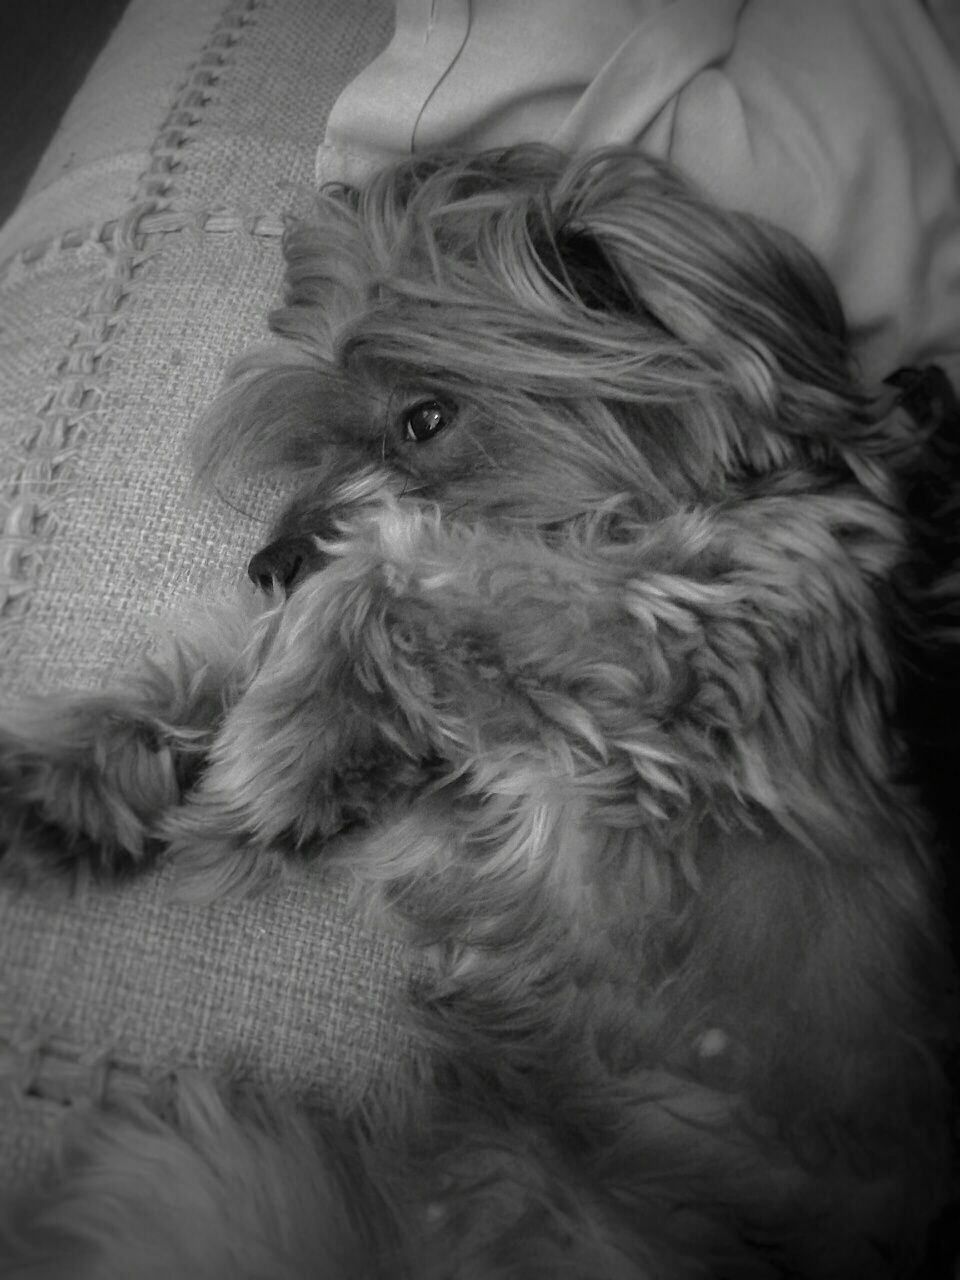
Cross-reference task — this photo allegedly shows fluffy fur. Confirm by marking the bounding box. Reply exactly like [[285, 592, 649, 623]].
[[0, 146, 957, 1278]]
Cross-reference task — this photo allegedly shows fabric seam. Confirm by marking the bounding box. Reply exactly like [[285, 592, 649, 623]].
[[0, 0, 262, 640]]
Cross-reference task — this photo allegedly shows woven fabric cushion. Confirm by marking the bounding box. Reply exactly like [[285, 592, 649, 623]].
[[0, 0, 411, 1191]]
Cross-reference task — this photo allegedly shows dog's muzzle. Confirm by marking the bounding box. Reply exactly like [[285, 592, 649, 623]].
[[247, 534, 326, 595], [248, 466, 401, 596]]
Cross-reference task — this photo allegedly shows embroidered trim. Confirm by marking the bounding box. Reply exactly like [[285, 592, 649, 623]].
[[0, 1027, 137, 1111], [0, 202, 155, 629], [140, 0, 260, 210], [0, 0, 266, 634], [2, 208, 285, 279]]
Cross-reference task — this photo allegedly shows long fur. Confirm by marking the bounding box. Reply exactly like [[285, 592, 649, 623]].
[[0, 147, 957, 1278]]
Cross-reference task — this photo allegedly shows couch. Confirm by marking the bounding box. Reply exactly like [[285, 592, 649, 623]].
[[0, 0, 417, 1193]]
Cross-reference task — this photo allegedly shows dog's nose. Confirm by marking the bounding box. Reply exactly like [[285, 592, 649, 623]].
[[247, 535, 322, 594]]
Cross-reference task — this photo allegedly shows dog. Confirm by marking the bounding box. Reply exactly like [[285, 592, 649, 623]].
[[0, 146, 957, 1278]]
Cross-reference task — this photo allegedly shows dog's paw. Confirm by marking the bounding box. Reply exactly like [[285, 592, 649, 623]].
[[159, 794, 290, 902], [0, 700, 192, 886]]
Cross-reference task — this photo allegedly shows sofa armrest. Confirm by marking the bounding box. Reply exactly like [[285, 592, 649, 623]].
[[0, 0, 409, 1194]]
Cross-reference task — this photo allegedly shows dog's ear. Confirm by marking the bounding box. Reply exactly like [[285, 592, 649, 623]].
[[536, 151, 871, 447], [527, 214, 636, 317]]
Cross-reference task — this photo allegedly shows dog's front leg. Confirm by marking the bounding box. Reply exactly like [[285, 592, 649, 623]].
[[158, 553, 441, 897], [0, 601, 260, 886], [157, 508, 632, 899]]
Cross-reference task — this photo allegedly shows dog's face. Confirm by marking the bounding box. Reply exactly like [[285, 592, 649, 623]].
[[195, 146, 887, 593]]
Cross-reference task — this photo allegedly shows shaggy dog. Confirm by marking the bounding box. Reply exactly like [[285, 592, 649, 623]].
[[0, 147, 957, 1278]]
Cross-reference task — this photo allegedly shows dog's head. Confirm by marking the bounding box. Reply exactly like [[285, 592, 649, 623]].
[[195, 146, 909, 593]]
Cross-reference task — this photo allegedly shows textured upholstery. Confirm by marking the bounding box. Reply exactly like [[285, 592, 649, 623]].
[[0, 0, 413, 1191]]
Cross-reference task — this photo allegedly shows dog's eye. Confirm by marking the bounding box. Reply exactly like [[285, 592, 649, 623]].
[[402, 399, 453, 443]]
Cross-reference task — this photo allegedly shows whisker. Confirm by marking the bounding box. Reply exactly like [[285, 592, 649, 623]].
[[208, 482, 270, 523]]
